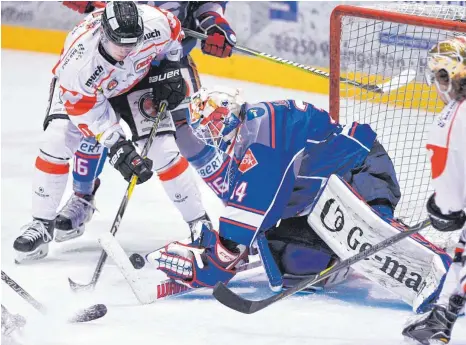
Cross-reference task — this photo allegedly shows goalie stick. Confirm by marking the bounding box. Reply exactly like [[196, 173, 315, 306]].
[[98, 232, 262, 304], [212, 219, 431, 314], [2, 271, 107, 323], [183, 28, 416, 94], [68, 102, 168, 292]]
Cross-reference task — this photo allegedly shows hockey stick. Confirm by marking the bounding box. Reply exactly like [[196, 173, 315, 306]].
[[212, 219, 431, 314], [183, 28, 416, 94], [68, 101, 169, 292], [2, 271, 107, 323], [99, 231, 262, 303]]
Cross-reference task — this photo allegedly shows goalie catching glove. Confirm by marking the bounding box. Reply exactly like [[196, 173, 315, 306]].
[[108, 140, 153, 184], [147, 223, 246, 288], [427, 193, 466, 232]]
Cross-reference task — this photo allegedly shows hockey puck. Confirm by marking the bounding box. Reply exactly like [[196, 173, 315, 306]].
[[129, 253, 145, 269], [69, 303, 107, 323]]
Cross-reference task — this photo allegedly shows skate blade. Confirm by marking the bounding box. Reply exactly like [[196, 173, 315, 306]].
[[14, 244, 49, 264], [55, 226, 85, 243]]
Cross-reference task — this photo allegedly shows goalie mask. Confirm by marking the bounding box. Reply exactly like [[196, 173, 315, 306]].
[[189, 87, 244, 155], [426, 36, 466, 103]]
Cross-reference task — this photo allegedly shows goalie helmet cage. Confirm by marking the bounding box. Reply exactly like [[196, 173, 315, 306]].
[[329, 4, 466, 250]]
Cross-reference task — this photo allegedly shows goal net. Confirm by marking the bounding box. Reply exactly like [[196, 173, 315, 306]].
[[329, 3, 466, 251]]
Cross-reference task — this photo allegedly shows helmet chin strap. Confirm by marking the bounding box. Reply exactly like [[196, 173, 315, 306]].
[[435, 78, 453, 103]]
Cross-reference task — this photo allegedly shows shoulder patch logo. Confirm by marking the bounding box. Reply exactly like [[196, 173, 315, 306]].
[[107, 79, 118, 91], [238, 149, 258, 174]]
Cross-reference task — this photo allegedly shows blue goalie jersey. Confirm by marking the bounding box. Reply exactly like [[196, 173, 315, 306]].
[[204, 100, 381, 246]]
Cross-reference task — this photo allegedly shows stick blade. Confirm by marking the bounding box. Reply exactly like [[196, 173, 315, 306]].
[[68, 277, 95, 292], [377, 69, 417, 93], [213, 282, 255, 314]]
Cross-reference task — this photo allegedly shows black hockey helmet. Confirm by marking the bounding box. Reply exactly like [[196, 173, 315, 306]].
[[101, 1, 144, 46]]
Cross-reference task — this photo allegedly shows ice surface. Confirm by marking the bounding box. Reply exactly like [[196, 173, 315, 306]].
[[1, 50, 465, 345]]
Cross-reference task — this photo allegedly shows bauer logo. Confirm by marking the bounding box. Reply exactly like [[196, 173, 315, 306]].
[[85, 65, 104, 87], [149, 69, 180, 83]]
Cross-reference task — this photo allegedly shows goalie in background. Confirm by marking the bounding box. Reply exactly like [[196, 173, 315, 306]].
[[145, 86, 452, 313], [402, 37, 466, 344]]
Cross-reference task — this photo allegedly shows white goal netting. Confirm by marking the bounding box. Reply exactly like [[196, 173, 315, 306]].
[[332, 3, 466, 251]]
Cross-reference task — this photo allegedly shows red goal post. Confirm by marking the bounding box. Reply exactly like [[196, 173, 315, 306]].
[[328, 4, 466, 249]]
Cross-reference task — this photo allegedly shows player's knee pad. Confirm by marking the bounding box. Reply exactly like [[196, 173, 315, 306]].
[[40, 119, 82, 161], [146, 134, 180, 172], [266, 216, 335, 276]]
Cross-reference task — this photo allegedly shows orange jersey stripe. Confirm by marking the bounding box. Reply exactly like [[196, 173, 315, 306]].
[[428, 101, 463, 179], [35, 157, 69, 175], [158, 156, 189, 181]]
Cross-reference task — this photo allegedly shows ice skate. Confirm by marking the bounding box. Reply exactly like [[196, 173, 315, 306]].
[[55, 179, 99, 242], [402, 295, 466, 345], [13, 218, 54, 263]]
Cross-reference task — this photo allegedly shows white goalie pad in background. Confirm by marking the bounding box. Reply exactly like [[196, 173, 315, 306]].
[[307, 175, 451, 313]]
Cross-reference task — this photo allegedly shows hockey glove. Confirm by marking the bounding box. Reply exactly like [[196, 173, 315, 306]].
[[109, 140, 153, 184], [198, 12, 236, 58], [62, 1, 95, 14], [426, 193, 466, 232], [149, 224, 243, 288], [150, 60, 187, 111]]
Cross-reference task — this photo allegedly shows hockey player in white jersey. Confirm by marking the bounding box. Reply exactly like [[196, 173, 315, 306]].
[[402, 37, 466, 344], [13, 2, 206, 262]]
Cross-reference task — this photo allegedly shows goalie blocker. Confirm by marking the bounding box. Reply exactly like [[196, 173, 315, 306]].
[[307, 175, 452, 313]]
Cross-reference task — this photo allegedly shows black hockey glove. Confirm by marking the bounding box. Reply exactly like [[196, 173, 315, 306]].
[[150, 60, 187, 111], [109, 140, 153, 184], [426, 193, 466, 232]]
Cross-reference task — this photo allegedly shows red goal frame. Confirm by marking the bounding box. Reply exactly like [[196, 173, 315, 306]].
[[329, 5, 466, 120]]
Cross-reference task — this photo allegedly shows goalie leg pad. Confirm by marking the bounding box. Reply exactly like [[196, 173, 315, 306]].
[[308, 174, 452, 313]]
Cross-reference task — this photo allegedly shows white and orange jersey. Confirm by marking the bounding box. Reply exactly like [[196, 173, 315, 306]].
[[426, 99, 466, 214], [51, 4, 183, 146]]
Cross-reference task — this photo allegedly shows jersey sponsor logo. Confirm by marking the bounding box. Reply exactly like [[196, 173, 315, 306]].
[[319, 198, 424, 293], [59, 86, 97, 116], [85, 65, 104, 87], [79, 140, 102, 154], [238, 149, 258, 174], [134, 53, 156, 73], [198, 153, 224, 178], [144, 29, 161, 41], [149, 69, 180, 83], [246, 107, 265, 119], [435, 101, 457, 128], [107, 79, 118, 91], [61, 44, 85, 70], [86, 19, 101, 30]]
